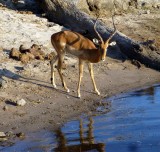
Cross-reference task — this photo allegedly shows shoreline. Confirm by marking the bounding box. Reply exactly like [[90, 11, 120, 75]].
[[0, 61, 160, 134]]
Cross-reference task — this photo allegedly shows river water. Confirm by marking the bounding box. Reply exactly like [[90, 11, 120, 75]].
[[1, 84, 160, 152]]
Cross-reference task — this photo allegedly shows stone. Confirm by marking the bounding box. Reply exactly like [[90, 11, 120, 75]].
[[19, 44, 30, 53], [3, 106, 8, 111], [5, 131, 14, 137], [45, 52, 57, 60], [0, 78, 7, 89], [9, 48, 21, 60], [16, 99, 26, 106], [146, 10, 150, 14], [35, 54, 44, 60], [76, 0, 159, 14], [16, 132, 25, 138], [27, 52, 35, 60], [29, 44, 46, 60], [20, 53, 30, 64], [77, 0, 130, 14], [30, 44, 41, 51], [0, 47, 3, 51], [0, 132, 6, 137]]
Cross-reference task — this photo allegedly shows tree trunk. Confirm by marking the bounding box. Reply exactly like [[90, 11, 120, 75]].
[[37, 0, 160, 70]]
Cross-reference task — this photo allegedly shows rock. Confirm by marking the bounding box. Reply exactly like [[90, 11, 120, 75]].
[[131, 59, 141, 69], [20, 53, 30, 64], [30, 44, 41, 51], [0, 0, 40, 12], [26, 52, 35, 60], [29, 44, 45, 60], [0, 132, 6, 137], [86, 0, 99, 12], [18, 10, 33, 14], [13, 0, 26, 9], [0, 133, 7, 141], [75, 0, 160, 15], [0, 0, 16, 9], [35, 54, 44, 60], [9, 48, 21, 60], [3, 105, 8, 111], [0, 47, 3, 51], [15, 44, 47, 62], [5, 131, 14, 137], [45, 52, 57, 60], [37, 49, 45, 58], [71, 65, 76, 68], [62, 61, 67, 69], [16, 132, 25, 138], [19, 44, 30, 53], [0, 78, 7, 89], [16, 99, 26, 106], [0, 78, 3, 88], [0, 138, 7, 142], [76, 0, 130, 15], [66, 96, 70, 99], [146, 10, 150, 14]]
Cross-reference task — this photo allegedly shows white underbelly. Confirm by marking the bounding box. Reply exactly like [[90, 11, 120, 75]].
[[65, 45, 83, 56]]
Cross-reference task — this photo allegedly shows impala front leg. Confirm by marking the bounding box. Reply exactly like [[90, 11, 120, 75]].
[[88, 63, 100, 95], [77, 59, 84, 98], [50, 55, 58, 88]]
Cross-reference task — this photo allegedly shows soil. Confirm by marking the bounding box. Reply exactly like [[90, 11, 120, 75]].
[[0, 6, 160, 134]]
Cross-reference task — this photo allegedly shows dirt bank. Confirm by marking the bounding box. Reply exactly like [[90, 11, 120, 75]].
[[0, 7, 160, 134]]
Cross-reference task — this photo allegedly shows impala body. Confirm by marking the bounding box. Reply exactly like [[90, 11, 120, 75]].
[[50, 18, 116, 98]]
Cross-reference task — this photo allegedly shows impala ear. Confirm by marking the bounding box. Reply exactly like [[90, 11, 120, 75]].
[[93, 38, 101, 45], [109, 41, 116, 46]]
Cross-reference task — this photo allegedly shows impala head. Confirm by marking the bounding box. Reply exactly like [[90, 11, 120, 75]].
[[94, 16, 117, 61]]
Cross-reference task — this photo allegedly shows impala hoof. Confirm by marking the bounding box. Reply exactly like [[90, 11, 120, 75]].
[[67, 89, 70, 93], [77, 94, 81, 98], [96, 90, 100, 96], [53, 84, 57, 89]]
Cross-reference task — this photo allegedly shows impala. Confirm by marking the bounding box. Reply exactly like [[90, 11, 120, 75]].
[[50, 17, 117, 98]]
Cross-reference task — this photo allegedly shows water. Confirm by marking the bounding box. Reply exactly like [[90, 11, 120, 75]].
[[1, 84, 160, 152]]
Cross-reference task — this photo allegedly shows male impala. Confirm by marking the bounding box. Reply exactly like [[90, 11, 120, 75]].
[[50, 17, 116, 98]]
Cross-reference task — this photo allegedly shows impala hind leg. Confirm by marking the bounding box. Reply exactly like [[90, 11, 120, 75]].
[[57, 55, 70, 93], [88, 63, 100, 95], [77, 59, 84, 98], [50, 55, 58, 88]]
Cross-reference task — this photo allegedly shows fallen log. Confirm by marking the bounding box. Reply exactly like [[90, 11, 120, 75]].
[[36, 0, 160, 70]]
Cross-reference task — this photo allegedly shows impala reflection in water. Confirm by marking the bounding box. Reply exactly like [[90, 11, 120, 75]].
[[54, 118, 105, 152], [0, 84, 160, 152]]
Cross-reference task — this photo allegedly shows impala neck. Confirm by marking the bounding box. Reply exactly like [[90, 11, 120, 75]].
[[90, 47, 106, 63], [99, 47, 106, 62]]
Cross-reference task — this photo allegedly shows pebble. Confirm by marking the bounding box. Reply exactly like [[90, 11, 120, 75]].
[[146, 10, 150, 14], [0, 132, 7, 141], [0, 47, 3, 51], [71, 65, 76, 68], [16, 99, 26, 106], [66, 96, 70, 99], [0, 78, 7, 89], [5, 131, 14, 137], [3, 105, 8, 111], [0, 132, 6, 137], [16, 132, 25, 138], [0, 137, 7, 142]]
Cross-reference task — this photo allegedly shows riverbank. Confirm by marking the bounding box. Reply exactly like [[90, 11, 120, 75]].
[[0, 57, 160, 134]]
